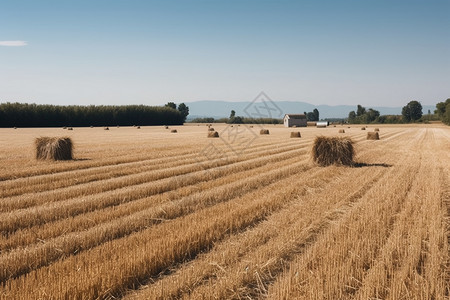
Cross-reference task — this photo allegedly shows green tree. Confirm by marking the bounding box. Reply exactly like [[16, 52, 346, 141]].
[[229, 110, 236, 119], [165, 102, 177, 110], [356, 105, 366, 117], [348, 111, 356, 122], [402, 100, 423, 122], [177, 103, 189, 122], [313, 108, 319, 121]]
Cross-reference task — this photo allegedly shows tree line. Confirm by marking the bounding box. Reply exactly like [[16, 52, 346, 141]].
[[347, 101, 426, 124], [0, 102, 189, 127]]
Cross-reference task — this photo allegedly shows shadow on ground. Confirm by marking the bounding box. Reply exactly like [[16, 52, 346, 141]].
[[352, 162, 392, 168]]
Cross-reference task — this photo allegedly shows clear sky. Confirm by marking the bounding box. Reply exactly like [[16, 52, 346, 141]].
[[1, 0, 449, 107]]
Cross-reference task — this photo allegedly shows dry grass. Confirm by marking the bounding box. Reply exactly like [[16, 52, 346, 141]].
[[0, 124, 448, 299], [35, 137, 73, 161], [311, 136, 354, 166], [367, 132, 380, 140]]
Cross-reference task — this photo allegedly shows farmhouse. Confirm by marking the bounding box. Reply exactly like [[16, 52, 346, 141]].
[[283, 114, 307, 127]]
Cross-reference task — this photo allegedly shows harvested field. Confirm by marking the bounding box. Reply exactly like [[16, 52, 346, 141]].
[[0, 124, 448, 299]]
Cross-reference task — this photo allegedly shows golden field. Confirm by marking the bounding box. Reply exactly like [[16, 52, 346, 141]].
[[0, 123, 449, 299]]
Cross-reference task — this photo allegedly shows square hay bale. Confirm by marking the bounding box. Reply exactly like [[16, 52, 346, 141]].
[[208, 127, 215, 131], [136, 126, 140, 129], [67, 127, 73, 131], [290, 131, 301, 138], [104, 127, 109, 130], [312, 136, 354, 166], [171, 129, 177, 133], [207, 131, 219, 138], [361, 127, 366, 130], [35, 137, 73, 161], [260, 129, 270, 135], [338, 129, 345, 133], [374, 128, 380, 132], [367, 132, 380, 140]]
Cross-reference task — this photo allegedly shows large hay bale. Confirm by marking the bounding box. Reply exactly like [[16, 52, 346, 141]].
[[260, 129, 270, 135], [207, 131, 219, 138], [290, 131, 301, 138], [338, 129, 345, 133], [35, 137, 73, 161], [208, 127, 215, 131], [312, 136, 354, 166], [171, 129, 177, 133], [374, 128, 380, 132], [367, 132, 380, 140]]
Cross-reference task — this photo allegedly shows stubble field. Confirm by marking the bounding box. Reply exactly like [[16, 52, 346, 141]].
[[0, 123, 449, 299]]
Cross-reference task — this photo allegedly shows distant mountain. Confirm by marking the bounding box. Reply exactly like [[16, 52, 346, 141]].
[[185, 100, 436, 120]]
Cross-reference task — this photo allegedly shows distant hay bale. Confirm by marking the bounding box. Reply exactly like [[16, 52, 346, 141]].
[[207, 131, 219, 138], [290, 131, 301, 138], [348, 126, 351, 128], [137, 126, 140, 129], [338, 129, 345, 133], [35, 137, 73, 161], [361, 127, 366, 130], [208, 127, 215, 131], [312, 136, 354, 167], [171, 129, 177, 133], [164, 126, 169, 129], [62, 126, 67, 129], [104, 127, 109, 130], [14, 127, 17, 129], [367, 132, 380, 140], [260, 129, 270, 135], [307, 122, 317, 127], [292, 125, 297, 128], [250, 125, 254, 128], [67, 127, 73, 131], [374, 128, 380, 132], [90, 126, 94, 128]]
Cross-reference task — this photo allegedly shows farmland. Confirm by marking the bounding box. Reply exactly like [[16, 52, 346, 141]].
[[0, 124, 449, 299]]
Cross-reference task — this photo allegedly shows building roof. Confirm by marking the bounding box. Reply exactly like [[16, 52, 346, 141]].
[[284, 114, 306, 119]]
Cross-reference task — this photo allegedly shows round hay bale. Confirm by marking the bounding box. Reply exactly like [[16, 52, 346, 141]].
[[367, 132, 380, 140], [62, 126, 67, 129], [13, 127, 17, 129], [312, 136, 354, 166], [90, 126, 94, 128], [137, 126, 140, 129], [171, 129, 177, 133], [207, 131, 219, 138], [67, 127, 73, 131], [104, 127, 109, 130], [208, 127, 215, 131], [290, 131, 301, 138], [35, 137, 73, 161], [374, 128, 380, 132], [292, 125, 297, 128], [348, 126, 351, 128], [361, 127, 366, 130], [338, 129, 345, 133], [164, 126, 169, 129], [250, 125, 254, 128], [260, 129, 269, 135]]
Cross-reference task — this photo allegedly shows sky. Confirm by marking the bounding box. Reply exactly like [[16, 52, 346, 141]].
[[1, 0, 449, 107]]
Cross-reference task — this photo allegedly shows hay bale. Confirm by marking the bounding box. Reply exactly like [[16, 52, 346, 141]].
[[67, 127, 73, 131], [208, 127, 215, 131], [207, 131, 219, 138], [374, 128, 380, 132], [63, 126, 67, 129], [35, 137, 73, 161], [104, 127, 109, 130], [137, 126, 140, 129], [164, 126, 169, 129], [14, 127, 17, 129], [338, 129, 345, 133], [290, 131, 301, 138], [312, 136, 354, 166], [260, 129, 270, 135], [250, 125, 254, 128], [292, 125, 297, 128], [367, 132, 380, 140], [361, 127, 366, 130], [171, 129, 177, 133], [90, 126, 94, 128]]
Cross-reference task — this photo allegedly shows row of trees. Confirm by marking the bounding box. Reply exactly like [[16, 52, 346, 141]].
[[303, 108, 319, 121], [347, 101, 424, 124], [435, 98, 450, 125], [0, 102, 189, 127]]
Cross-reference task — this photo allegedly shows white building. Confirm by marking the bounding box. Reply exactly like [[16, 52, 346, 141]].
[[283, 114, 307, 127]]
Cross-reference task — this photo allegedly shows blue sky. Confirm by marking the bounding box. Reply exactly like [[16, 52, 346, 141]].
[[1, 0, 449, 107]]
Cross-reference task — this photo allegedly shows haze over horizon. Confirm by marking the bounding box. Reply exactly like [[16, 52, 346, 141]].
[[1, 0, 449, 108]]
